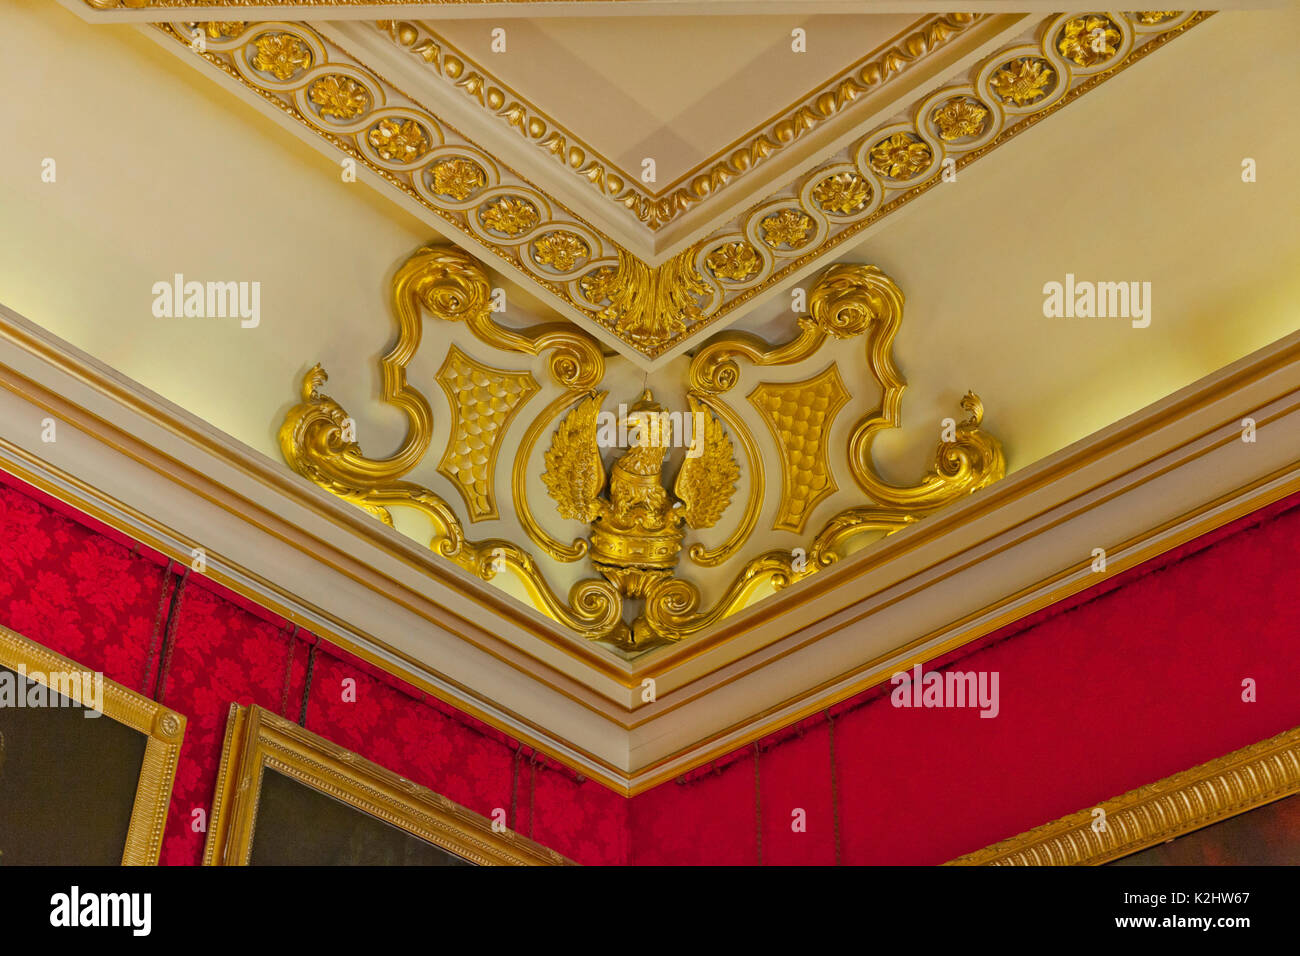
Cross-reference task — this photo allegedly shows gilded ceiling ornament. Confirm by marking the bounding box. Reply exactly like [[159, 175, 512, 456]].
[[705, 242, 761, 282], [309, 75, 371, 120], [1057, 16, 1122, 68], [579, 267, 619, 306], [279, 245, 620, 640], [683, 394, 761, 568], [811, 173, 872, 215], [205, 22, 245, 39], [760, 209, 815, 249], [1136, 12, 1180, 24], [159, 15, 1210, 361], [435, 346, 538, 522], [277, 244, 1006, 654], [583, 249, 710, 350], [749, 366, 851, 533], [931, 98, 990, 141], [251, 33, 313, 82], [479, 197, 541, 237], [512, 393, 592, 564], [631, 262, 1005, 648], [868, 133, 933, 180], [988, 58, 1056, 106], [532, 232, 590, 272], [366, 118, 431, 164], [429, 158, 487, 201]]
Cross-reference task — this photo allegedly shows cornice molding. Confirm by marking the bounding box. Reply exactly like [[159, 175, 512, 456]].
[[133, 12, 1208, 361], [2, 300, 1297, 787], [276, 243, 1007, 655], [373, 14, 985, 232], [73, 2, 1209, 20]]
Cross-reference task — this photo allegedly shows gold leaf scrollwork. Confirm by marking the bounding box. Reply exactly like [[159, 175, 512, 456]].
[[579, 249, 713, 350], [512, 392, 591, 563], [279, 245, 1004, 655], [631, 262, 1005, 648], [684, 395, 761, 568], [849, 391, 1006, 511], [279, 246, 620, 639]]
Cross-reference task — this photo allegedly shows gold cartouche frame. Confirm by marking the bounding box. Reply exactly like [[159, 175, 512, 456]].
[[203, 704, 573, 866], [0, 623, 187, 865], [949, 724, 1300, 865]]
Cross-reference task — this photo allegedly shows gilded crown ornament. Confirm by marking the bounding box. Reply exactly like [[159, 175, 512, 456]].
[[279, 244, 1005, 654]]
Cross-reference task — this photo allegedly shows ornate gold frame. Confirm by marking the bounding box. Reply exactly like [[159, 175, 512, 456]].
[[203, 704, 572, 865], [0, 623, 186, 865], [949, 725, 1300, 865]]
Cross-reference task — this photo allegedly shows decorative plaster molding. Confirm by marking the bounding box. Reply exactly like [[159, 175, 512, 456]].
[[144, 12, 1208, 359], [278, 243, 1004, 653], [1, 301, 1298, 786], [375, 14, 984, 231]]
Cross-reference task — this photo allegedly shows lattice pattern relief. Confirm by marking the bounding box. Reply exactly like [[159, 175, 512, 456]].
[[748, 364, 850, 533], [436, 345, 539, 520]]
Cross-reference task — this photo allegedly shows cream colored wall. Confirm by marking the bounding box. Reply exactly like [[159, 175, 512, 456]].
[[2, 0, 464, 461], [838, 8, 1300, 477]]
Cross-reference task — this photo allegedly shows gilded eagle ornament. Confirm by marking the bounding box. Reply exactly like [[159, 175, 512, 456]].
[[543, 389, 738, 649]]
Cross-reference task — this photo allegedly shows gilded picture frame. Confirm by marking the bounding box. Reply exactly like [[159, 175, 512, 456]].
[[949, 724, 1300, 865], [203, 704, 573, 866], [0, 623, 186, 865]]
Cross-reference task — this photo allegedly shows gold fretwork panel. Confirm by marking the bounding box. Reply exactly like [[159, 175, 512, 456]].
[[279, 243, 1005, 655], [435, 345, 538, 521], [749, 365, 850, 534]]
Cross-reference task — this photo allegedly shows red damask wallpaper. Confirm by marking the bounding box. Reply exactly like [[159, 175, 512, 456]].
[[2, 466, 1297, 866], [630, 492, 1300, 864], [0, 473, 628, 866]]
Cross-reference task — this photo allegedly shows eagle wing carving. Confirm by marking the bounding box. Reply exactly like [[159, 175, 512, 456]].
[[542, 393, 607, 523], [674, 397, 739, 530]]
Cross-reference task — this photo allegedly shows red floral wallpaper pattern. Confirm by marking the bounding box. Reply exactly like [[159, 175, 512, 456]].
[[0, 484, 163, 691], [631, 491, 1300, 865], [3, 466, 1299, 866], [0, 473, 625, 866]]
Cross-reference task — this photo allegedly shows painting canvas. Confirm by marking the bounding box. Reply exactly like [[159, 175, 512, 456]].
[[0, 665, 146, 865], [250, 768, 472, 866]]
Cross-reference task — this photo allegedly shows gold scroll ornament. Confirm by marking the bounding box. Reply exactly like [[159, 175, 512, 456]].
[[280, 244, 1005, 653]]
